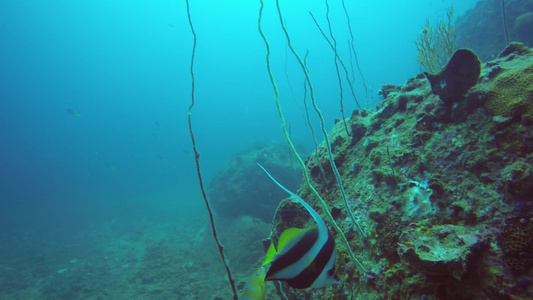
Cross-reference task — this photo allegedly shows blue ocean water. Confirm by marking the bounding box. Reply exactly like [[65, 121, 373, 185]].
[[0, 0, 479, 298]]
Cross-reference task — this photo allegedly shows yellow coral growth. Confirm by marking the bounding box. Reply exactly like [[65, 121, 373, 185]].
[[485, 64, 533, 120]]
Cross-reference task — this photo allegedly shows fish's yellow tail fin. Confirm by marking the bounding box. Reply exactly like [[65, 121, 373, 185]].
[[242, 267, 267, 300]]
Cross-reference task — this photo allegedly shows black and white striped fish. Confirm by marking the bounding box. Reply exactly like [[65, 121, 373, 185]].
[[258, 163, 339, 289]]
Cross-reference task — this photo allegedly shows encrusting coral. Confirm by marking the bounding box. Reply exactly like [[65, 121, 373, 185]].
[[484, 43, 533, 121]]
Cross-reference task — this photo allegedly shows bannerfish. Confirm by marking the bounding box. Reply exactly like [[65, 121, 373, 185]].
[[257, 163, 339, 289], [242, 266, 267, 300]]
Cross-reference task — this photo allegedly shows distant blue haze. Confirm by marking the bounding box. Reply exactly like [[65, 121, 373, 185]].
[[0, 0, 477, 229]]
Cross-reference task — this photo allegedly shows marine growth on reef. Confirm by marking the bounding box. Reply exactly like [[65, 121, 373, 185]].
[[267, 43, 533, 299]]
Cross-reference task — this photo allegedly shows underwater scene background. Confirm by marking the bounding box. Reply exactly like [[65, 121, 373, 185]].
[[1, 0, 532, 299]]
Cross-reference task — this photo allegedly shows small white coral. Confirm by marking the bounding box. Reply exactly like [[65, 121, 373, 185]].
[[404, 185, 433, 220]]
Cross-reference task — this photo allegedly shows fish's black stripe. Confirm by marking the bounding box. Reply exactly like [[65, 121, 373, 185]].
[[265, 227, 319, 280], [286, 229, 335, 289]]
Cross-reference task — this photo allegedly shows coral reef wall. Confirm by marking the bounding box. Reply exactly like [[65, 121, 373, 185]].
[[267, 44, 533, 299], [456, 0, 533, 62]]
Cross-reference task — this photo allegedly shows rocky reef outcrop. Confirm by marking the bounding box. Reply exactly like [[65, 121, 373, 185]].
[[456, 0, 533, 62], [208, 142, 304, 223], [266, 43, 533, 299]]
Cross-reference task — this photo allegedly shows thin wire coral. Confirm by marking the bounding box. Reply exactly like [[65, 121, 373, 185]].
[[185, 1, 238, 299], [415, 7, 457, 73], [258, 0, 367, 274]]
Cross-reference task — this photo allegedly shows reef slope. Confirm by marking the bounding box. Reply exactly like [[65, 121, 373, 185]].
[[268, 43, 533, 299]]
